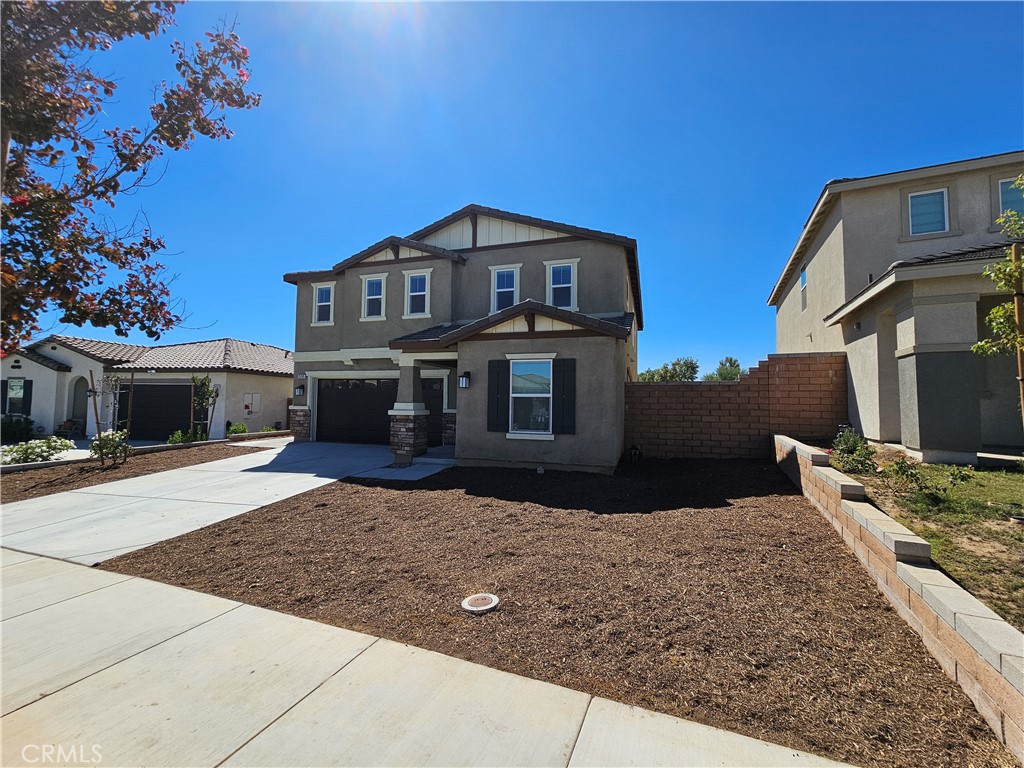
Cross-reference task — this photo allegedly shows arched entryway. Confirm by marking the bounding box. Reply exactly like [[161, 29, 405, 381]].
[[69, 376, 88, 435]]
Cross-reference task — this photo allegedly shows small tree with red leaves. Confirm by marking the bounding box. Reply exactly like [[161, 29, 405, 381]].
[[1, 1, 260, 355]]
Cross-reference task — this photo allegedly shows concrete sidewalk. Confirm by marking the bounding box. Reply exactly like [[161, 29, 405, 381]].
[[0, 550, 848, 768], [1, 439, 451, 565]]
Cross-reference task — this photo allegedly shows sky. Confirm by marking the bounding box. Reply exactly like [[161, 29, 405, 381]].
[[30, 1, 1024, 374]]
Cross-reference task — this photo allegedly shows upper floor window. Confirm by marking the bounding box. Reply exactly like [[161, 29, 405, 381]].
[[360, 273, 386, 321], [311, 282, 335, 325], [490, 264, 521, 313], [403, 268, 432, 318], [544, 258, 579, 310], [908, 189, 948, 235], [999, 178, 1024, 217]]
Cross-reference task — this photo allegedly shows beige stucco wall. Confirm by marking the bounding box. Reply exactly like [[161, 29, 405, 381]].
[[222, 372, 293, 434], [776, 158, 1024, 356], [840, 160, 1023, 292], [1, 356, 59, 437], [290, 238, 636, 354], [774, 200, 847, 353], [454, 336, 627, 473]]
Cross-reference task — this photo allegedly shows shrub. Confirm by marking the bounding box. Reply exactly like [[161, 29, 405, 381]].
[[0, 436, 75, 465], [259, 425, 277, 432], [167, 427, 207, 444], [881, 457, 925, 497], [227, 422, 248, 435], [829, 426, 877, 474], [1, 414, 35, 445], [90, 429, 132, 465]]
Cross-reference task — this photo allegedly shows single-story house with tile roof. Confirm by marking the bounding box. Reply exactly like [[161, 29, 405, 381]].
[[1, 336, 294, 441]]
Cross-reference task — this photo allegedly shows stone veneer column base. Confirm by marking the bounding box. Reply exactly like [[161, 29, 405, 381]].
[[442, 412, 457, 446], [390, 414, 428, 465], [289, 406, 311, 442]]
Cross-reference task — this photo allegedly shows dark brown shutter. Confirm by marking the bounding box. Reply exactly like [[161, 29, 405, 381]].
[[1, 380, 7, 414], [22, 380, 33, 416], [487, 359, 510, 432], [552, 358, 576, 434]]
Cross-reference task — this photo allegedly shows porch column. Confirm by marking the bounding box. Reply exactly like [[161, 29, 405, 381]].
[[895, 294, 981, 461], [389, 361, 428, 465]]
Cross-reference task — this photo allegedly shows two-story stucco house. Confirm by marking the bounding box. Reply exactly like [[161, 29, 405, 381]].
[[770, 151, 1024, 463], [284, 204, 642, 473]]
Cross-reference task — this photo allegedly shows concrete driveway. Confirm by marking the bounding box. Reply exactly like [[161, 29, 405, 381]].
[[1, 439, 431, 564], [1, 550, 848, 768]]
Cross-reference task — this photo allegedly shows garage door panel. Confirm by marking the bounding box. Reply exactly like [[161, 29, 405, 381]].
[[116, 385, 193, 441], [316, 378, 445, 446]]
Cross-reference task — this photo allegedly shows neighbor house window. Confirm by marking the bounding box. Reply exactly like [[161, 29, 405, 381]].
[[360, 274, 386, 320], [908, 189, 948, 235], [311, 282, 335, 325], [403, 268, 432, 318], [544, 258, 579, 310], [800, 264, 807, 312], [510, 360, 552, 433], [1, 378, 32, 416], [489, 264, 521, 313], [999, 178, 1024, 217]]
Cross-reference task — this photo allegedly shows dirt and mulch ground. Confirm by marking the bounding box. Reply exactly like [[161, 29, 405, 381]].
[[104, 459, 1016, 768], [0, 443, 269, 503]]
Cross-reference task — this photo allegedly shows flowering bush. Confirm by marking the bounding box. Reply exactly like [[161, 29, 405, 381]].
[[0, 436, 75, 465], [90, 429, 132, 465]]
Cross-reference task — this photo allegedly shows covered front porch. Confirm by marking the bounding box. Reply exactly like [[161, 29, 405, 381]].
[[830, 251, 1024, 463]]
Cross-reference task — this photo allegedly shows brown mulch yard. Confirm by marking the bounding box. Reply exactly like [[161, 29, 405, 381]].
[[104, 460, 1016, 768], [1, 443, 269, 503]]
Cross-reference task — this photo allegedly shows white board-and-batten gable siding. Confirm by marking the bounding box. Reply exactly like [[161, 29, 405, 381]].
[[421, 216, 570, 250], [481, 317, 582, 334]]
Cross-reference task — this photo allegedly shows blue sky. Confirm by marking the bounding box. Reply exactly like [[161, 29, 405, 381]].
[[37, 1, 1024, 374]]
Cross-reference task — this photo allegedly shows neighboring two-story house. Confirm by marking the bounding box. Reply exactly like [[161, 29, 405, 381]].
[[284, 204, 642, 473], [770, 151, 1024, 463]]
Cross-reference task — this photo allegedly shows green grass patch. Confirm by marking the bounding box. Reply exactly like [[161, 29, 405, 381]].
[[853, 457, 1024, 632]]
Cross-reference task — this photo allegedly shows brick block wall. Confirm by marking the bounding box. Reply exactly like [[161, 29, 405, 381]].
[[775, 435, 1024, 762], [625, 353, 847, 459]]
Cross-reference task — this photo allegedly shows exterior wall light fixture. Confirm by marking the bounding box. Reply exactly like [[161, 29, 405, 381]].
[[458, 372, 471, 389]]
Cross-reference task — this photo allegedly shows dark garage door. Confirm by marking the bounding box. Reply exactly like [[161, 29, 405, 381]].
[[117, 384, 192, 441], [316, 378, 444, 446]]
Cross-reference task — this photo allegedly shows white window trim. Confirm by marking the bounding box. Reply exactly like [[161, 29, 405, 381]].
[[543, 258, 579, 311], [908, 188, 949, 236], [402, 267, 433, 320], [489, 263, 521, 314], [360, 273, 387, 322], [506, 352, 557, 360], [310, 281, 336, 326], [508, 358, 553, 436]]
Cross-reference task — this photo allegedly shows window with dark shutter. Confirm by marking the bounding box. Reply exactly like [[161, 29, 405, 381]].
[[3, 379, 32, 416], [487, 359, 510, 432], [552, 358, 576, 434]]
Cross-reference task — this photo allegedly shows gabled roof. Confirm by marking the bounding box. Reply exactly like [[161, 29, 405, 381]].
[[33, 335, 149, 364], [8, 348, 72, 371], [332, 236, 466, 273], [108, 339, 293, 377], [390, 300, 634, 350], [409, 204, 643, 329], [768, 150, 1024, 306]]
